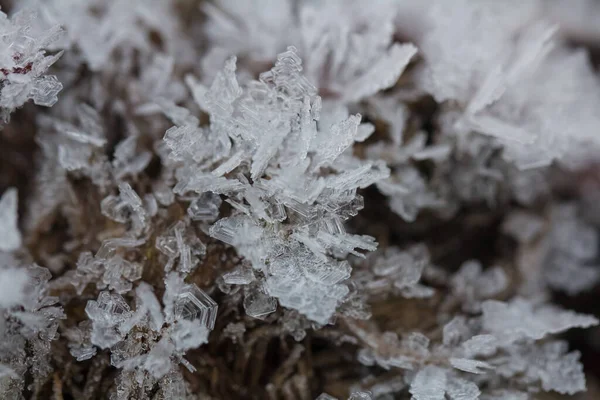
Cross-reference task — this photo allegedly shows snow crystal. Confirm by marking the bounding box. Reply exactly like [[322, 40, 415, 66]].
[[174, 284, 218, 330]]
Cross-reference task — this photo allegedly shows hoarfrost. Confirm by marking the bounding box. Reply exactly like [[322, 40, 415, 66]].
[[2, 0, 600, 398], [482, 299, 598, 344], [182, 47, 389, 323], [203, 0, 416, 104], [409, 366, 446, 400], [0, 9, 64, 121]]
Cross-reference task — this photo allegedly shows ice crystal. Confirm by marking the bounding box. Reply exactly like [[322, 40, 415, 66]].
[[174, 284, 218, 330], [101, 183, 148, 234], [22, 0, 194, 71], [169, 46, 389, 324], [0, 264, 64, 397], [243, 285, 278, 319], [203, 0, 416, 104], [417, 0, 600, 169], [482, 299, 598, 344], [409, 366, 447, 400], [0, 9, 64, 121], [356, 244, 434, 300], [541, 204, 600, 294], [187, 192, 222, 222], [0, 267, 29, 309], [451, 261, 508, 311], [84, 278, 212, 384]]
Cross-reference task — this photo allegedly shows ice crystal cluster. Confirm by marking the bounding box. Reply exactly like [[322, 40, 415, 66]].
[[3, 0, 600, 399]]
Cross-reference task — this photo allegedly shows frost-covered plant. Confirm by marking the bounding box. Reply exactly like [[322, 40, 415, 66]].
[[167, 47, 389, 324], [415, 0, 600, 170], [0, 190, 64, 398], [2, 0, 600, 399]]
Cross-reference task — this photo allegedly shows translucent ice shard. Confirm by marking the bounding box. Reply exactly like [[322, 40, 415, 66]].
[[187, 192, 222, 222], [410, 366, 447, 400], [85, 291, 132, 348], [449, 357, 493, 374], [31, 75, 63, 107], [445, 378, 480, 400], [101, 183, 148, 233], [222, 265, 255, 285], [243, 287, 277, 319], [482, 299, 598, 344], [174, 284, 218, 330]]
